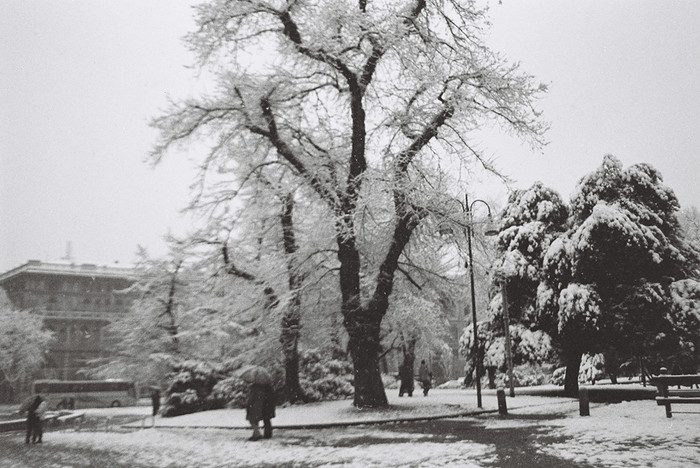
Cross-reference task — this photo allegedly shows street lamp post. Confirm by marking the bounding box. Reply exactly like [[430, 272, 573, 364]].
[[464, 194, 498, 409], [501, 281, 515, 398]]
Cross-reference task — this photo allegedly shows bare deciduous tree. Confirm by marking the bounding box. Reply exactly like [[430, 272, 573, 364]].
[[151, 0, 547, 406]]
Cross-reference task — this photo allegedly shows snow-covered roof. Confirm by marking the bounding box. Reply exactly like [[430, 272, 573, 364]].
[[0, 260, 138, 283]]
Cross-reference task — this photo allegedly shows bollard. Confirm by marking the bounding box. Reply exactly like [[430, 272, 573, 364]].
[[497, 387, 508, 416], [659, 367, 672, 418], [579, 387, 590, 416]]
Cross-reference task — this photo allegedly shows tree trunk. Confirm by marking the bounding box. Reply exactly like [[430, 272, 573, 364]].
[[350, 344, 387, 405], [398, 333, 417, 396], [280, 193, 304, 404], [281, 333, 303, 403], [335, 154, 421, 407], [280, 292, 303, 403], [336, 220, 390, 408], [329, 313, 347, 360], [163, 260, 182, 354], [345, 313, 387, 407], [604, 350, 619, 385], [487, 367, 496, 389], [564, 351, 583, 397]]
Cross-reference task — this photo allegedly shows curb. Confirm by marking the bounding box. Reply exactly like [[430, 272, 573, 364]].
[[0, 411, 85, 433], [134, 409, 500, 431]]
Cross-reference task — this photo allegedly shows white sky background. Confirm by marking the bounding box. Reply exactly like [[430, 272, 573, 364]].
[[1, 0, 699, 272]]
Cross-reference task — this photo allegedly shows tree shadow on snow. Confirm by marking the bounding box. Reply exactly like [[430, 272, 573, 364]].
[[287, 416, 598, 468]]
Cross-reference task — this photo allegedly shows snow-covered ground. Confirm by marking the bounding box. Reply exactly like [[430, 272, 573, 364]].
[[1, 389, 698, 467], [483, 400, 700, 467], [137, 389, 576, 429]]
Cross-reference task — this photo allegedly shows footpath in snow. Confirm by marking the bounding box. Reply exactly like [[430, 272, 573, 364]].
[[123, 388, 580, 430]]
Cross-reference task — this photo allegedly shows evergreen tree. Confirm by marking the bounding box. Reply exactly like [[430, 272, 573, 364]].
[[493, 156, 700, 395]]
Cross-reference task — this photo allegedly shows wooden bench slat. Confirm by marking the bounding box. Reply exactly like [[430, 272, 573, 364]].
[[651, 370, 700, 417], [650, 375, 700, 387], [668, 390, 700, 398], [656, 397, 700, 405]]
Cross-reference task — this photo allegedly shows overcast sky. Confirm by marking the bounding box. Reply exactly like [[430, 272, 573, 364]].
[[2, 1, 699, 273]]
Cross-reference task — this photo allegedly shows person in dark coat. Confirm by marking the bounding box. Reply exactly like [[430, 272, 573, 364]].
[[246, 383, 275, 440], [418, 360, 432, 396], [33, 397, 47, 443], [24, 395, 44, 444], [398, 362, 414, 397], [151, 388, 161, 417]]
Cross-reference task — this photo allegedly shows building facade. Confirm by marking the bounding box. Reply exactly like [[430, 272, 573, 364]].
[[0, 260, 136, 380]]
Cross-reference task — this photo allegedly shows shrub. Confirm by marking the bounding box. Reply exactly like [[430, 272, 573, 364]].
[[551, 367, 566, 386], [210, 376, 249, 409], [578, 353, 605, 383], [161, 360, 226, 417], [551, 354, 605, 387], [298, 349, 353, 402], [161, 350, 353, 415], [495, 364, 553, 388], [382, 373, 399, 389]]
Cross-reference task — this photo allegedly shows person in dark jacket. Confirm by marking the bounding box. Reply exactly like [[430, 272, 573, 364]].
[[246, 383, 275, 440], [33, 398, 47, 443], [418, 360, 432, 396], [398, 362, 414, 397], [151, 388, 161, 416], [24, 395, 44, 444]]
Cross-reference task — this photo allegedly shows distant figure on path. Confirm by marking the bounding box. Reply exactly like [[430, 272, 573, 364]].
[[418, 360, 432, 396], [33, 397, 47, 443], [23, 395, 44, 444], [398, 362, 414, 397], [151, 388, 161, 416], [237, 365, 276, 441], [247, 383, 275, 440]]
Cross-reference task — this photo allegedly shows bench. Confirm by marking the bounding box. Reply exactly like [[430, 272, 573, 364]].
[[649, 368, 700, 418]]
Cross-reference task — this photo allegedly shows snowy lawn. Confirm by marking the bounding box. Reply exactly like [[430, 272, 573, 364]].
[[137, 389, 578, 429], [481, 400, 700, 467], [1, 398, 698, 467]]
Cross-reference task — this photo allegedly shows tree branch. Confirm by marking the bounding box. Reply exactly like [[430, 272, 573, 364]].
[[397, 266, 423, 290], [395, 103, 455, 175], [252, 95, 340, 210]]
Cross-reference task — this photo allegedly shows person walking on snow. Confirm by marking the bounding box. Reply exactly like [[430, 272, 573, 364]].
[[32, 397, 47, 443], [419, 360, 432, 396], [246, 382, 275, 440], [151, 388, 161, 416], [237, 365, 276, 441], [23, 395, 44, 444]]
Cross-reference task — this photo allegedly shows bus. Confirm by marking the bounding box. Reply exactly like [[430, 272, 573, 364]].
[[32, 380, 138, 410]]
